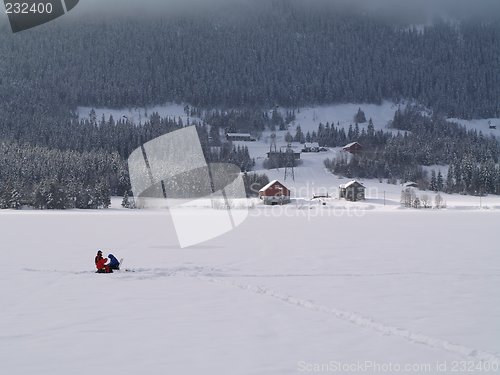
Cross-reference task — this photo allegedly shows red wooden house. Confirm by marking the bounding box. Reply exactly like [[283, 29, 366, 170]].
[[343, 142, 362, 154], [259, 180, 291, 205]]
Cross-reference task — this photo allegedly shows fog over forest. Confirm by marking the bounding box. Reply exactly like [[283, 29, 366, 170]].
[[1, 0, 498, 27], [0, 0, 499, 208], [72, 0, 500, 21]]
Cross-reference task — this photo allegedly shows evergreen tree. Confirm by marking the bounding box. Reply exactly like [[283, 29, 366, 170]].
[[367, 118, 375, 138], [354, 108, 367, 124], [294, 126, 305, 143], [446, 164, 454, 193], [436, 170, 444, 191], [430, 170, 437, 191], [9, 189, 21, 209]]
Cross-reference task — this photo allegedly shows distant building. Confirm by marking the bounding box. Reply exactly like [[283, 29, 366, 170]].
[[339, 180, 366, 201], [343, 142, 362, 154], [226, 133, 255, 142], [259, 180, 291, 205], [266, 151, 301, 160], [266, 144, 301, 168], [402, 181, 418, 189], [302, 142, 320, 153]]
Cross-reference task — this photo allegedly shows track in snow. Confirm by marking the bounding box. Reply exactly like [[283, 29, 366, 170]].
[[198, 274, 500, 366], [19, 266, 500, 364]]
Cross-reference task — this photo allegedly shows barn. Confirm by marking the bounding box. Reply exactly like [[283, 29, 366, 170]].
[[343, 142, 362, 154], [302, 142, 320, 152], [259, 180, 291, 205], [339, 180, 366, 201], [402, 181, 418, 189], [226, 133, 255, 142]]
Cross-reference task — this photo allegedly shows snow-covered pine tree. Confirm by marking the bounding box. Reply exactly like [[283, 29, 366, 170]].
[[354, 108, 367, 124], [430, 170, 437, 191], [121, 191, 136, 209], [436, 171, 444, 191]]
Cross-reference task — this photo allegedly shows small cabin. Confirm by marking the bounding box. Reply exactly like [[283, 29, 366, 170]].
[[226, 133, 255, 142], [339, 180, 366, 201], [343, 142, 362, 154], [259, 180, 291, 205], [266, 145, 301, 168], [302, 142, 320, 153], [402, 181, 418, 189]]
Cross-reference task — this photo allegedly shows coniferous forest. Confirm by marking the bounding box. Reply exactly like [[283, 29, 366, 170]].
[[323, 107, 500, 194], [0, 0, 499, 207]]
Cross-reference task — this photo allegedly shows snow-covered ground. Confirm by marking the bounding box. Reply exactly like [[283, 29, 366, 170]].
[[237, 135, 500, 210], [77, 103, 198, 125], [77, 101, 500, 141], [5, 101, 500, 374], [77, 101, 401, 137], [1, 207, 500, 375], [284, 101, 399, 134], [77, 101, 500, 209]]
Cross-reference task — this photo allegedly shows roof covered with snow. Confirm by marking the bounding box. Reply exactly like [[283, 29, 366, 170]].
[[259, 180, 287, 192], [304, 142, 320, 148], [339, 180, 365, 189], [343, 142, 361, 148], [403, 181, 418, 188], [227, 133, 252, 137]]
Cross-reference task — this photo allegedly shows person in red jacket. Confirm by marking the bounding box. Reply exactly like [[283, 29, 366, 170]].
[[95, 250, 112, 273]]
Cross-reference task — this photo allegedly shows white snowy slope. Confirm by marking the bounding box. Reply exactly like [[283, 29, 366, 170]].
[[1, 208, 499, 375], [77, 103, 198, 125], [283, 101, 400, 134], [49, 101, 500, 375], [237, 136, 500, 210], [76, 101, 500, 141], [448, 118, 500, 139]]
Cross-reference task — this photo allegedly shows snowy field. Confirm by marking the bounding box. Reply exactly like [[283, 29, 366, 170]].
[[284, 101, 399, 134], [60, 102, 500, 374], [77, 101, 399, 132], [448, 118, 500, 139], [1, 208, 500, 375], [77, 101, 500, 139], [77, 103, 198, 125]]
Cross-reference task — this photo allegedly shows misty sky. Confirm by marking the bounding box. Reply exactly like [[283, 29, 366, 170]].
[[2, 0, 499, 27], [73, 0, 500, 19]]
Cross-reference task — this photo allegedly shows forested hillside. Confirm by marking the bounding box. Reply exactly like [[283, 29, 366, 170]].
[[0, 0, 499, 207], [323, 107, 500, 194], [0, 0, 499, 118]]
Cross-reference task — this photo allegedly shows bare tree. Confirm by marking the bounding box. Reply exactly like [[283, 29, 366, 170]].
[[420, 194, 431, 208], [412, 196, 422, 209], [400, 188, 416, 208], [434, 193, 443, 209]]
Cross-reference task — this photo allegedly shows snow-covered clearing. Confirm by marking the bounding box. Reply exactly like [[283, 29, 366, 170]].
[[284, 101, 399, 135], [77, 103, 196, 124], [76, 101, 500, 142], [1, 208, 499, 374], [76, 100, 500, 155], [237, 137, 500, 209], [76, 101, 399, 131], [448, 118, 500, 139], [58, 101, 500, 373]]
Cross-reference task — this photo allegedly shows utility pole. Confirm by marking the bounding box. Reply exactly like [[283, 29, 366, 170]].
[[284, 143, 295, 181]]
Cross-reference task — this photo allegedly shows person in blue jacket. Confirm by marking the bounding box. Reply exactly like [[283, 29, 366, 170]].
[[108, 254, 121, 270]]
